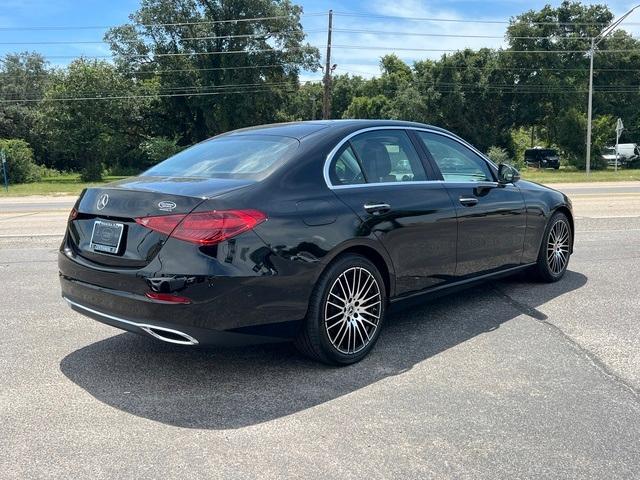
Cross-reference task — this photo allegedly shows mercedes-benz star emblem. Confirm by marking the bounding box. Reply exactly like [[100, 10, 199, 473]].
[[96, 193, 109, 210]]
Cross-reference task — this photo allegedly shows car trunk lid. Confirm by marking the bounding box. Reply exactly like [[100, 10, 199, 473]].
[[67, 176, 254, 268]]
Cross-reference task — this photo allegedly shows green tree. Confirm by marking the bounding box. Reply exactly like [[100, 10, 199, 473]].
[[0, 52, 51, 164], [38, 59, 151, 180], [0, 138, 40, 183], [343, 95, 391, 119], [105, 0, 319, 143], [139, 136, 183, 167]]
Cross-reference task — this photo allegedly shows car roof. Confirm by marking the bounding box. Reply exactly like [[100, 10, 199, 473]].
[[224, 119, 440, 140]]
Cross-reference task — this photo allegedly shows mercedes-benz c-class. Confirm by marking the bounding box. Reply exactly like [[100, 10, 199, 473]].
[[59, 120, 573, 364]]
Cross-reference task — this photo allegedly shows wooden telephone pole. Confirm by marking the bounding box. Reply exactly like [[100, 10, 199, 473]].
[[322, 10, 333, 120]]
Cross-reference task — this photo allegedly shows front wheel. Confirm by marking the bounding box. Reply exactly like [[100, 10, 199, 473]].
[[295, 254, 387, 365], [531, 212, 572, 282]]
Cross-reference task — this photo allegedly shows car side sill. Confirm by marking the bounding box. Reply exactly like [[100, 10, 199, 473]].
[[389, 263, 536, 309]]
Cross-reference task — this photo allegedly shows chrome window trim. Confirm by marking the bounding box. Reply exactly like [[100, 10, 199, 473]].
[[323, 125, 498, 190]]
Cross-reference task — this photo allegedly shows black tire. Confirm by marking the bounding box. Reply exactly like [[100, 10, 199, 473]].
[[553, 165, 560, 170], [531, 211, 572, 282], [295, 254, 387, 365]]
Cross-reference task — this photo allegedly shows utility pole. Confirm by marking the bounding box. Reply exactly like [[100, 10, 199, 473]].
[[1, 150, 8, 193], [586, 38, 595, 176], [615, 118, 624, 173], [585, 4, 640, 176], [322, 9, 333, 120]]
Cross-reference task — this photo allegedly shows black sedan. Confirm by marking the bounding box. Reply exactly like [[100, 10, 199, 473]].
[[59, 120, 573, 364]]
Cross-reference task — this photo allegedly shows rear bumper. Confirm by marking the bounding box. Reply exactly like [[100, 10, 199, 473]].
[[59, 257, 308, 346], [63, 295, 284, 346]]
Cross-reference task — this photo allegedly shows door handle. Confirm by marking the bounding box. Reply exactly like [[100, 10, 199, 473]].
[[459, 197, 479, 207], [363, 202, 391, 214]]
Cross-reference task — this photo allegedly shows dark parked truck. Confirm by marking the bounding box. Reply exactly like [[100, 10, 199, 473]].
[[525, 148, 560, 169]]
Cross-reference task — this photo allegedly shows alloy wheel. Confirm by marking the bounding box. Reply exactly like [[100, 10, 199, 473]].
[[546, 219, 570, 275], [324, 267, 382, 355]]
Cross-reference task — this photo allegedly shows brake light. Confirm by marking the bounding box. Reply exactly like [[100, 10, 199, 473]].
[[135, 209, 266, 246], [68, 207, 78, 222]]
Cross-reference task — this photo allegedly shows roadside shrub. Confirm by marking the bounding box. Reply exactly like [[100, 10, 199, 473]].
[[0, 139, 41, 183], [139, 137, 183, 167], [486, 145, 526, 169], [486, 146, 510, 165], [105, 164, 142, 176], [80, 160, 104, 182], [34, 165, 63, 178]]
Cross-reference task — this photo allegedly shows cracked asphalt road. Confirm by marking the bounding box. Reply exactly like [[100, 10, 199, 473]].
[[0, 186, 639, 479]]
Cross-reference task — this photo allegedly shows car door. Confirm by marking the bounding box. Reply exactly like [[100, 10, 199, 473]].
[[327, 128, 458, 296], [414, 130, 526, 277]]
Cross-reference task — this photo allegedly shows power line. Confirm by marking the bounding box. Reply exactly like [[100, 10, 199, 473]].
[[4, 83, 639, 104], [0, 30, 605, 46], [0, 79, 321, 100], [18, 46, 315, 60], [0, 29, 328, 46], [331, 28, 596, 41], [18, 44, 639, 62], [336, 66, 640, 76], [0, 86, 302, 103], [332, 44, 640, 54], [0, 13, 327, 31], [0, 64, 298, 80], [331, 11, 639, 26]]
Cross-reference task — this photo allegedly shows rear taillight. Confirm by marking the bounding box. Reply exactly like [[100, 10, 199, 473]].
[[135, 209, 266, 246], [68, 207, 78, 222]]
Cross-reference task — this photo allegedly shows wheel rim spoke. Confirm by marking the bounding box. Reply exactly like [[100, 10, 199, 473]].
[[324, 266, 381, 355], [546, 219, 570, 275]]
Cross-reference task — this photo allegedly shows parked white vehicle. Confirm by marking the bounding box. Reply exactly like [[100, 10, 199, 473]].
[[601, 143, 639, 167]]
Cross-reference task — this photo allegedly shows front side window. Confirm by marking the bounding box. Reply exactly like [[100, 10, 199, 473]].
[[417, 132, 493, 182], [144, 134, 299, 180]]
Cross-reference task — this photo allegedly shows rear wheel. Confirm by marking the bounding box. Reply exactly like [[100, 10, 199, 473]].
[[295, 254, 386, 365], [531, 212, 572, 282]]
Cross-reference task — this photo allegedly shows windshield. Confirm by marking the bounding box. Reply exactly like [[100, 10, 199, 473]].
[[603, 147, 616, 155], [144, 135, 299, 180]]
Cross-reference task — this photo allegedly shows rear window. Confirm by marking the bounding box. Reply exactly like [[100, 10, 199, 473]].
[[144, 135, 299, 180]]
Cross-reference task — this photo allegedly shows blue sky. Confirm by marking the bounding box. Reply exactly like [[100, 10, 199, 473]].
[[1, 0, 639, 81]]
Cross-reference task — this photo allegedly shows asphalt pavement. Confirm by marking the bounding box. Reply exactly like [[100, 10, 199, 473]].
[[0, 183, 639, 479]]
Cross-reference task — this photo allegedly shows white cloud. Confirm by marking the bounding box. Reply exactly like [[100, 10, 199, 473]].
[[302, 1, 508, 79], [301, 0, 640, 80]]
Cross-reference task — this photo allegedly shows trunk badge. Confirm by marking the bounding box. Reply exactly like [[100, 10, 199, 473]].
[[96, 193, 109, 210], [158, 200, 177, 212]]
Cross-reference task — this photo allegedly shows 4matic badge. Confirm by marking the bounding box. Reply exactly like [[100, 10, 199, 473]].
[[158, 200, 177, 212]]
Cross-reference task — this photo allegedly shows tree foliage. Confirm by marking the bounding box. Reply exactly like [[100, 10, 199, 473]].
[[0, 1, 638, 182], [104, 0, 319, 143], [0, 139, 40, 183]]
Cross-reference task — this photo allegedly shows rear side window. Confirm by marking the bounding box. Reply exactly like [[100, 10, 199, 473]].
[[144, 134, 299, 180], [331, 145, 366, 185], [329, 129, 427, 186], [417, 132, 493, 182]]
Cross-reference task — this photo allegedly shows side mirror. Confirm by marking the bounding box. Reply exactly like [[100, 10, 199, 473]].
[[498, 163, 520, 184]]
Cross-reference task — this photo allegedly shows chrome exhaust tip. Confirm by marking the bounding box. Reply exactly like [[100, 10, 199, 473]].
[[140, 325, 199, 346]]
